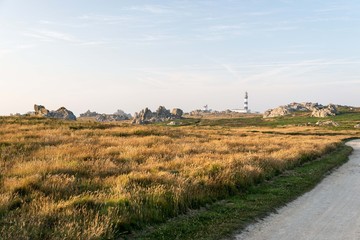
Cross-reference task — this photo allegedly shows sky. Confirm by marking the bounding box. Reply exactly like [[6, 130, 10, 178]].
[[1, 0, 360, 115]]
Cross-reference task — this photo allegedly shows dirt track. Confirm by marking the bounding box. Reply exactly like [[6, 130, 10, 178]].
[[235, 140, 360, 240]]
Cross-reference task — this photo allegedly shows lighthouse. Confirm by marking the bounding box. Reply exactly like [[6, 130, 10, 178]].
[[232, 91, 250, 113], [244, 92, 248, 112]]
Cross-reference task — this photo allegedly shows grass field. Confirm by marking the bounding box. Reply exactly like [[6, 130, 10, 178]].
[[0, 110, 359, 239]]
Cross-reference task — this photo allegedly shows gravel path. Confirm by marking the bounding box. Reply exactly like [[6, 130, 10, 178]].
[[234, 139, 360, 240]]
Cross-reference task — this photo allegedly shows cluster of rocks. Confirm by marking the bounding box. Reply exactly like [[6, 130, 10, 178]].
[[188, 109, 213, 116], [263, 102, 338, 118], [79, 110, 99, 118], [79, 109, 131, 122], [189, 109, 230, 116], [95, 114, 129, 122], [34, 104, 76, 121], [186, 109, 249, 117], [132, 106, 183, 124]]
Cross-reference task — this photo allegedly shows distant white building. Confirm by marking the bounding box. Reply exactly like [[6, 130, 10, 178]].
[[232, 92, 250, 113]]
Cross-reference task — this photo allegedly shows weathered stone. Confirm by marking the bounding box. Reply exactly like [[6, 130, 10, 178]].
[[34, 104, 49, 116], [80, 110, 99, 117], [113, 109, 132, 119], [132, 106, 183, 125], [156, 106, 171, 118], [167, 121, 180, 126], [263, 106, 292, 118], [80, 109, 131, 122], [316, 120, 339, 127], [171, 108, 183, 118], [96, 114, 130, 122], [48, 107, 77, 121], [311, 104, 338, 118]]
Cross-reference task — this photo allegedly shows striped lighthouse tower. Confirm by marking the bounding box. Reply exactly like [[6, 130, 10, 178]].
[[244, 92, 248, 112]]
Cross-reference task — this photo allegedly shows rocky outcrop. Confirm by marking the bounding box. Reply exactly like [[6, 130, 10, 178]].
[[132, 106, 183, 124], [49, 107, 77, 121], [79, 110, 99, 118], [311, 104, 338, 117], [79, 109, 131, 122], [95, 114, 130, 122], [34, 104, 49, 116], [263, 102, 338, 118], [316, 120, 339, 127], [354, 124, 360, 128], [34, 104, 76, 120], [113, 109, 132, 119], [172, 108, 184, 118], [263, 106, 292, 118]]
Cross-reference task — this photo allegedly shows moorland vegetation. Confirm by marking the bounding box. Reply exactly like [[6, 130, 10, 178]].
[[0, 106, 359, 239]]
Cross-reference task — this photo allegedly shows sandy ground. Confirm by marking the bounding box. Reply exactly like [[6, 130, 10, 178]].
[[234, 139, 360, 240]]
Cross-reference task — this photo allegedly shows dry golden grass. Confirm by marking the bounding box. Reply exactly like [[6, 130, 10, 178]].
[[0, 117, 355, 239]]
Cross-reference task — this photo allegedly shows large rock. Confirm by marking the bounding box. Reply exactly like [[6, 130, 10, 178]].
[[156, 106, 171, 118], [34, 104, 76, 120], [132, 106, 183, 125], [263, 106, 292, 118], [48, 107, 77, 120], [172, 108, 183, 118], [311, 104, 338, 118], [113, 109, 132, 119], [34, 104, 49, 116], [132, 108, 153, 125]]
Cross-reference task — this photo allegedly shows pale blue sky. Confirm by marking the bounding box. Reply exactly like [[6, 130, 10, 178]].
[[1, 0, 359, 115]]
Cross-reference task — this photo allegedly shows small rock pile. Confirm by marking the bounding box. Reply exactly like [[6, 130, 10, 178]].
[[34, 104, 76, 121], [315, 120, 340, 127], [132, 106, 183, 124], [263, 102, 338, 118]]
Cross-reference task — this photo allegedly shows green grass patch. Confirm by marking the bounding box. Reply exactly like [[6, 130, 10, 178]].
[[176, 110, 360, 129], [131, 143, 353, 240]]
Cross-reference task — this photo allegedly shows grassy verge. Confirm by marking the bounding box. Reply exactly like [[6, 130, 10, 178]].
[[131, 143, 353, 240]]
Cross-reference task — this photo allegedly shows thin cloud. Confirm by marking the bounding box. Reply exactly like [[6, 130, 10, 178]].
[[241, 59, 360, 84], [262, 26, 297, 32], [39, 30, 77, 42], [210, 25, 245, 31], [0, 44, 36, 57], [23, 29, 110, 47], [77, 14, 133, 25], [314, 5, 352, 13], [39, 19, 89, 28], [124, 5, 173, 14], [302, 79, 360, 87], [245, 11, 279, 16], [24, 29, 78, 42], [77, 41, 109, 46]]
